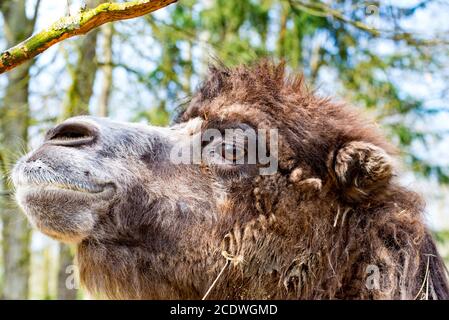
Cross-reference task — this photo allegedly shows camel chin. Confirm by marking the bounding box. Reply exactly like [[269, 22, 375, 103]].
[[14, 173, 116, 243]]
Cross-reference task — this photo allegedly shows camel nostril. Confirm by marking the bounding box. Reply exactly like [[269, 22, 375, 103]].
[[45, 122, 98, 147]]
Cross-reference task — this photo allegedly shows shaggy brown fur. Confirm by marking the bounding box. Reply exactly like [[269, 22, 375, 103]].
[[175, 61, 449, 299], [13, 61, 449, 299]]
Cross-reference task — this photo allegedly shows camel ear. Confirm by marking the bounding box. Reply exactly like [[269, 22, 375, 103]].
[[332, 141, 394, 202]]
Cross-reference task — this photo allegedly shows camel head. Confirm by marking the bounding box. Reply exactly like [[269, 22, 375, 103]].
[[12, 62, 449, 299]]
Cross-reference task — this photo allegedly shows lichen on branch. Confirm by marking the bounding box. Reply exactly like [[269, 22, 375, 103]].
[[0, 0, 177, 74]]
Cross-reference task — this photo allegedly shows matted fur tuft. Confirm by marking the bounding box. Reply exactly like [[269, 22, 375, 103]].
[[175, 61, 449, 299]]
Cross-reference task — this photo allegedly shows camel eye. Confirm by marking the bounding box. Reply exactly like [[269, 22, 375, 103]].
[[219, 142, 246, 163]]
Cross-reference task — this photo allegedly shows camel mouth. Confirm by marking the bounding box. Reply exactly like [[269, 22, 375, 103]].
[[12, 161, 116, 198], [16, 182, 114, 195], [12, 163, 115, 243]]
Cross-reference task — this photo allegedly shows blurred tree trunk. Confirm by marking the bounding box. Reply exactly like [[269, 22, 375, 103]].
[[277, 1, 288, 60], [42, 247, 51, 300], [57, 243, 76, 300], [57, 0, 100, 300], [62, 27, 99, 117], [0, 0, 39, 300], [98, 23, 114, 117]]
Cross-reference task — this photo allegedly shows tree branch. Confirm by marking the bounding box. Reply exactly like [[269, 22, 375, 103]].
[[0, 0, 177, 74]]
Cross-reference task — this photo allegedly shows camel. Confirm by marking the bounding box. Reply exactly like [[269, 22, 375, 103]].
[[12, 61, 449, 299]]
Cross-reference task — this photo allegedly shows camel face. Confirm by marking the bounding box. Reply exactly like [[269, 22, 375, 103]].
[[13, 115, 233, 243]]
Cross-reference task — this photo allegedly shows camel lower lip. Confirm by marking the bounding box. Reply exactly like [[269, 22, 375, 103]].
[[16, 183, 114, 195], [12, 161, 114, 194]]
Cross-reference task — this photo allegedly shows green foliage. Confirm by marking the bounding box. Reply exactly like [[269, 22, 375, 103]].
[[433, 230, 449, 264], [135, 102, 170, 126]]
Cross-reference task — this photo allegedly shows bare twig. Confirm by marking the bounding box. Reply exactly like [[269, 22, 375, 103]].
[[0, 0, 177, 74], [98, 23, 114, 116], [288, 0, 449, 47], [31, 0, 42, 28]]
